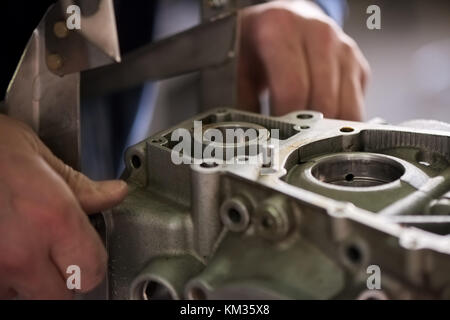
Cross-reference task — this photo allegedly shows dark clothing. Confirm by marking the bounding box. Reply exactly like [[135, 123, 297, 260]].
[[0, 0, 345, 99], [0, 1, 55, 99], [0, 1, 158, 177], [0, 0, 345, 179], [0, 0, 157, 99]]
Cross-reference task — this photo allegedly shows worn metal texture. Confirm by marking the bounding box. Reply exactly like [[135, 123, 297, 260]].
[[81, 13, 239, 101], [82, 0, 271, 109], [104, 108, 450, 300], [2, 0, 119, 170]]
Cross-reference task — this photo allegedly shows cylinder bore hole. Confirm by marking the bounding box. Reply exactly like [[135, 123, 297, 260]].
[[202, 122, 269, 147], [131, 155, 142, 169], [142, 280, 173, 300], [189, 286, 207, 300], [311, 153, 405, 188]]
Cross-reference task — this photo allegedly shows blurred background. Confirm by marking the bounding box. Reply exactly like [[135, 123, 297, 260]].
[[141, 0, 450, 135], [344, 0, 450, 123], [81, 0, 450, 179]]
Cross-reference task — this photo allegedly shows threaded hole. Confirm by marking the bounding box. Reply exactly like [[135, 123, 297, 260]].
[[228, 208, 242, 224], [131, 155, 142, 169], [346, 244, 362, 265], [142, 281, 173, 300]]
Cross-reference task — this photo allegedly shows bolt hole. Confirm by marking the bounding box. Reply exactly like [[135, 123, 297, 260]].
[[142, 281, 173, 300], [131, 155, 142, 169], [200, 162, 218, 169], [340, 127, 354, 133], [300, 126, 310, 129], [261, 215, 275, 230], [297, 114, 313, 119], [189, 287, 207, 300], [228, 208, 242, 224], [345, 173, 355, 182], [345, 244, 363, 265]]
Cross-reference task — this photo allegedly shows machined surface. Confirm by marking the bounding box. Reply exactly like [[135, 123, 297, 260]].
[[2, 0, 120, 169], [104, 108, 450, 300]]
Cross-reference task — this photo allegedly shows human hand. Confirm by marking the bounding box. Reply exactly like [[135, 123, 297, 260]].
[[0, 115, 128, 299], [238, 0, 370, 120]]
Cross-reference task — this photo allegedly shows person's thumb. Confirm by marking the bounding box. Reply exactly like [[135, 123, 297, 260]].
[[38, 143, 128, 214]]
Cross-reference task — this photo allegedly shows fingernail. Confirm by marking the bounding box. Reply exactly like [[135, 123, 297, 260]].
[[99, 180, 128, 196]]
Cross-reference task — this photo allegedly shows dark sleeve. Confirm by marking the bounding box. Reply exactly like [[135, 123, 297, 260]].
[[0, 0, 157, 99], [0, 1, 55, 99], [113, 0, 157, 53], [314, 0, 348, 26]]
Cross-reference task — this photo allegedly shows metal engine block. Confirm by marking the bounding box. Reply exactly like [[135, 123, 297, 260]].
[[101, 108, 450, 300]]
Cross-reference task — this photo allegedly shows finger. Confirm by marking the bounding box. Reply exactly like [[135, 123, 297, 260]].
[[12, 258, 73, 300], [359, 54, 371, 95], [237, 63, 262, 113], [251, 10, 310, 116], [266, 39, 310, 116], [49, 202, 108, 294], [0, 116, 127, 213], [338, 65, 365, 121], [0, 204, 71, 299], [304, 21, 340, 118], [353, 47, 371, 95], [9, 156, 109, 294], [0, 287, 17, 300], [36, 141, 128, 213], [340, 34, 371, 95], [238, 15, 263, 113]]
